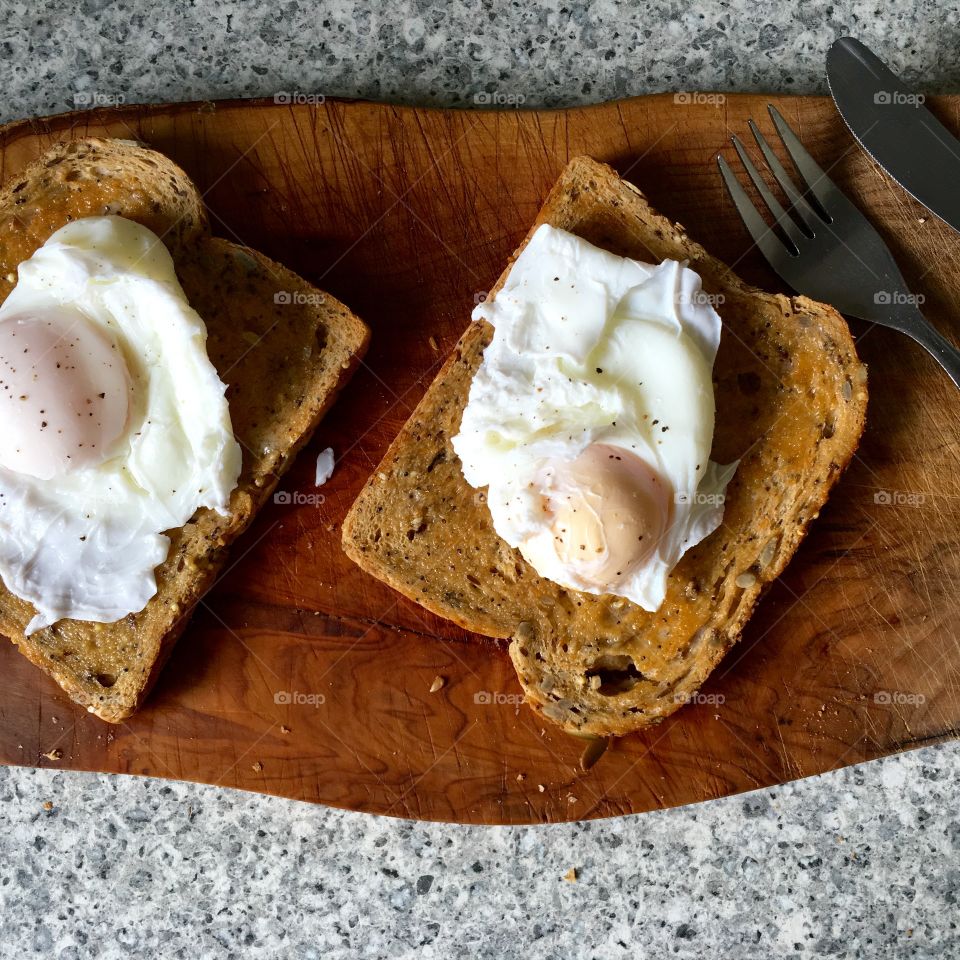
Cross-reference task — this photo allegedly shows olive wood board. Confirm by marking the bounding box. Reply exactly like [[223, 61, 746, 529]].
[[0, 93, 958, 824]]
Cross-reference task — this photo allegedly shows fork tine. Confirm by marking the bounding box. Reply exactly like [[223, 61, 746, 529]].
[[730, 134, 805, 251], [747, 120, 821, 234], [717, 154, 791, 265], [768, 104, 838, 216]]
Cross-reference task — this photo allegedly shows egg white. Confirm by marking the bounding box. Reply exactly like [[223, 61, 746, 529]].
[[0, 216, 242, 634]]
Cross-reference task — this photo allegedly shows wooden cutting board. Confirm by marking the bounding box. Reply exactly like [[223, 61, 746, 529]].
[[1, 93, 958, 824]]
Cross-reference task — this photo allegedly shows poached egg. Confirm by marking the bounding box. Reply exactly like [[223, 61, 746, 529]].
[[0, 216, 242, 634], [452, 224, 737, 611]]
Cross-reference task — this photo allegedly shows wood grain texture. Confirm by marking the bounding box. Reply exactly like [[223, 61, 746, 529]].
[[0, 94, 958, 824]]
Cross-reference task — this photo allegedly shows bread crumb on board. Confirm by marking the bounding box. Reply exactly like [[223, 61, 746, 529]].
[[251, 761, 263, 773], [564, 868, 578, 883], [315, 447, 336, 486], [429, 676, 446, 693], [42, 749, 62, 762]]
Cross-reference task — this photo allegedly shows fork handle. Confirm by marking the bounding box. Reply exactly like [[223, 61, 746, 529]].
[[899, 317, 960, 391]]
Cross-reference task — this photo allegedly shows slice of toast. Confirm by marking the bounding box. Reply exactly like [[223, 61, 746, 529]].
[[343, 155, 867, 738], [0, 138, 370, 722]]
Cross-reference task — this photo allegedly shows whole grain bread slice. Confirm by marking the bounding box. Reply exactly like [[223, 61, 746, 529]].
[[0, 138, 370, 721], [342, 155, 867, 738]]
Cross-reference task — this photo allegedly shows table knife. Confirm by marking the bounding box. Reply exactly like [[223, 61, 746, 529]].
[[826, 36, 960, 235]]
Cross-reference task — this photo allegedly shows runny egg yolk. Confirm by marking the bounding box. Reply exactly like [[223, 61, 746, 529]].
[[522, 443, 671, 588], [0, 308, 131, 480]]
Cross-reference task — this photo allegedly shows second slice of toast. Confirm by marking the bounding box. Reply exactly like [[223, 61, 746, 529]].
[[343, 156, 867, 738], [0, 138, 370, 721]]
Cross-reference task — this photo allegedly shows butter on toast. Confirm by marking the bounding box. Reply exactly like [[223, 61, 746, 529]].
[[342, 156, 867, 738], [0, 138, 370, 721]]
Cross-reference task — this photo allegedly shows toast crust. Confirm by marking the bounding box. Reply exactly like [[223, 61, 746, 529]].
[[343, 156, 867, 737], [0, 138, 370, 721]]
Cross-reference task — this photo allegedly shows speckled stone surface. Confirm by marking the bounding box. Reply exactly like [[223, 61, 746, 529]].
[[2, 0, 960, 123], [1, 2, 960, 958], [2, 751, 960, 959]]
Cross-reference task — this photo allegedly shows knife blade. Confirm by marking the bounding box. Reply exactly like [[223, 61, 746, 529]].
[[826, 36, 960, 235]]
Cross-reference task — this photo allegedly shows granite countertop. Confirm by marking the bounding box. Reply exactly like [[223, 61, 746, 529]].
[[2, 2, 960, 958]]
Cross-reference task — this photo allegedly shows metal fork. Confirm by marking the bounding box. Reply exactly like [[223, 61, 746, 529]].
[[718, 104, 960, 389]]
